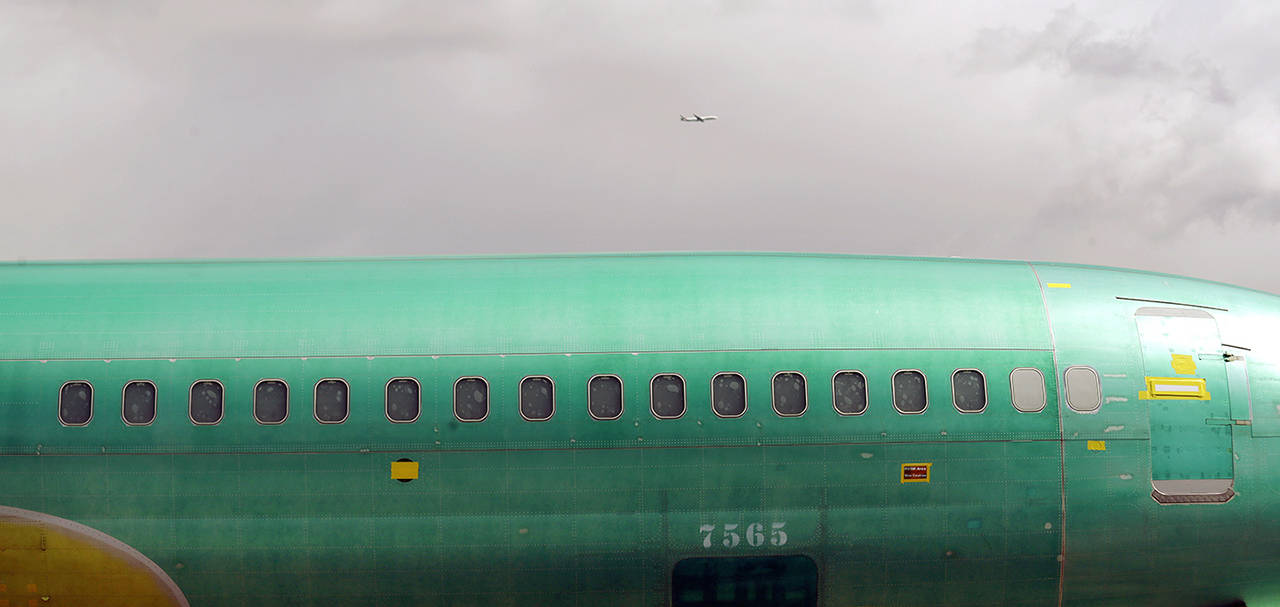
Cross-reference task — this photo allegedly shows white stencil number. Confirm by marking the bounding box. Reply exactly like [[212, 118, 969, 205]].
[[701, 522, 787, 549]]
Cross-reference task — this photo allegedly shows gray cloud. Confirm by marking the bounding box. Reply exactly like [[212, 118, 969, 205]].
[[2, 1, 1280, 294]]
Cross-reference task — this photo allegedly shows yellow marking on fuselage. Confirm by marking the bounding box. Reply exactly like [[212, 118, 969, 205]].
[[1087, 440, 1106, 451], [1046, 283, 1071, 288], [391, 460, 419, 480], [901, 463, 932, 483], [1139, 376, 1210, 400], [1170, 354, 1197, 375]]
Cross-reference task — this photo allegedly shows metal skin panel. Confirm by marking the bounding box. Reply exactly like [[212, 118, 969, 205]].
[[1, 254, 1279, 605]]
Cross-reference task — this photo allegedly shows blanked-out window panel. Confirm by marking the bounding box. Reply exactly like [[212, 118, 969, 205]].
[[952, 370, 987, 413], [832, 371, 868, 415], [386, 378, 420, 423], [1010, 367, 1047, 413], [520, 376, 554, 421], [711, 372, 747, 418], [59, 381, 93, 426], [651, 374, 686, 419], [772, 372, 807, 416], [190, 380, 224, 425], [123, 380, 156, 426], [314, 379, 349, 423], [1064, 366, 1101, 412], [254, 380, 288, 424], [893, 370, 927, 414], [588, 375, 623, 420], [455, 377, 488, 422]]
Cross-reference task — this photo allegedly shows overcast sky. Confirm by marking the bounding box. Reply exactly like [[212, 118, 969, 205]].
[[3, 1, 1278, 292]]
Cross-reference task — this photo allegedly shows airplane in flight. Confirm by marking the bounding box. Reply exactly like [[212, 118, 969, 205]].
[[680, 114, 718, 122], [0, 252, 1276, 606]]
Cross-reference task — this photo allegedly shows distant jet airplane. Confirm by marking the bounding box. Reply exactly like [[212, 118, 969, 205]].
[[680, 114, 718, 122]]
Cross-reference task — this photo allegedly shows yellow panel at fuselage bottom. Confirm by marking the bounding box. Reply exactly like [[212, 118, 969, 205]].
[[0, 506, 187, 607]]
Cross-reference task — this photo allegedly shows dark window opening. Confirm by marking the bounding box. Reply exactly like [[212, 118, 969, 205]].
[[59, 381, 93, 426], [455, 377, 488, 422], [651, 374, 686, 419], [893, 370, 927, 414], [314, 379, 349, 423], [386, 378, 420, 423], [254, 380, 288, 424], [190, 380, 224, 425], [952, 370, 987, 413], [123, 380, 156, 425], [520, 376, 554, 421], [672, 555, 817, 607], [772, 372, 806, 416], [589, 375, 623, 420], [832, 371, 867, 415], [712, 373, 747, 417]]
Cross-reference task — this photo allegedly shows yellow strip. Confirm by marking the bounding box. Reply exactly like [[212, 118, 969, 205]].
[[391, 460, 419, 480], [1046, 283, 1071, 289], [1138, 376, 1210, 400], [1087, 440, 1106, 451]]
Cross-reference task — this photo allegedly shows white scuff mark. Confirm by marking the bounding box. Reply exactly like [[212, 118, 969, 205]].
[[168, 359, 176, 363], [103, 359, 111, 363], [366, 356, 374, 361], [1105, 397, 1129, 404], [1119, 473, 1133, 480], [1103, 374, 1127, 378], [940, 430, 948, 436], [432, 355, 439, 359], [1103, 425, 1125, 433], [860, 453, 874, 459], [38, 360, 46, 364], [565, 353, 572, 357], [234, 358, 241, 362], [1044, 522, 1053, 530]]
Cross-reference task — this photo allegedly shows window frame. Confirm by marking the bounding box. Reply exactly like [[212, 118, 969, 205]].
[[253, 378, 290, 425], [710, 372, 748, 419], [453, 376, 490, 423], [770, 371, 808, 417], [1064, 365, 1102, 412], [121, 379, 157, 427], [58, 380, 94, 427], [188, 379, 225, 426], [650, 373, 687, 420], [385, 377, 422, 424], [831, 369, 869, 416], [587, 374, 624, 421], [519, 375, 556, 422], [950, 368, 988, 414], [1009, 367, 1047, 413], [892, 369, 929, 415], [313, 378, 351, 424]]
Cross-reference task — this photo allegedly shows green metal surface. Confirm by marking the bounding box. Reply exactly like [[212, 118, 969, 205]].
[[0, 253, 1277, 606]]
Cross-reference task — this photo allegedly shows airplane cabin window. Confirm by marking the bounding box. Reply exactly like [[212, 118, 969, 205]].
[[952, 370, 987, 413], [1010, 367, 1047, 412], [455, 377, 489, 422], [651, 374, 686, 419], [893, 370, 928, 414], [772, 372, 807, 416], [832, 371, 868, 415], [520, 376, 554, 421], [254, 379, 288, 424], [189, 380, 224, 425], [122, 380, 157, 425], [588, 375, 623, 420], [314, 379, 349, 423], [59, 381, 93, 426], [1064, 366, 1102, 412], [711, 372, 746, 417], [386, 378, 421, 423]]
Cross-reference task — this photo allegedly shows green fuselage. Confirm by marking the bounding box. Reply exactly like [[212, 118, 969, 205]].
[[1, 254, 1278, 606]]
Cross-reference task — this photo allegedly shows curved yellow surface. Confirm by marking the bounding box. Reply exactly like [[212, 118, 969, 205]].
[[0, 507, 187, 607]]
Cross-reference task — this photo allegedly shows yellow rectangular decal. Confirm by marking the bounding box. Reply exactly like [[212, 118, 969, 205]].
[[1087, 440, 1106, 451], [1138, 376, 1210, 400], [391, 460, 419, 480], [1046, 283, 1071, 288], [901, 463, 932, 483]]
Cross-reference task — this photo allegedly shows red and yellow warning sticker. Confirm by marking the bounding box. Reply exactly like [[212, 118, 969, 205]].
[[901, 463, 932, 483]]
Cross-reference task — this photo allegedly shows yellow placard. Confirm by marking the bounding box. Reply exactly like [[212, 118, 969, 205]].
[[391, 460, 419, 480], [1046, 283, 1071, 289], [901, 463, 932, 483], [1087, 440, 1106, 451], [1170, 354, 1197, 375], [1138, 376, 1210, 400]]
